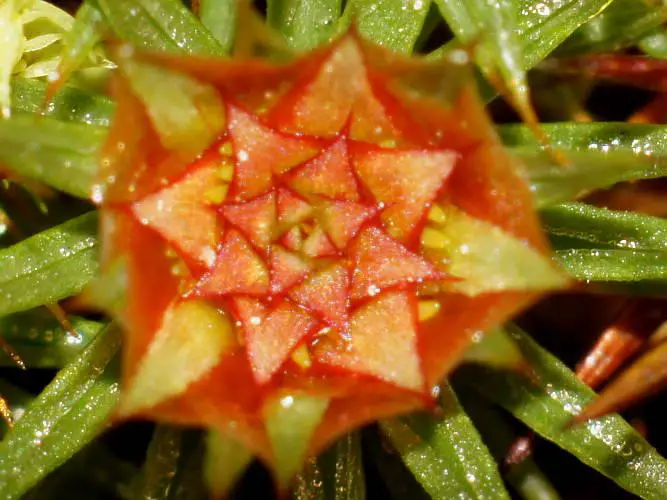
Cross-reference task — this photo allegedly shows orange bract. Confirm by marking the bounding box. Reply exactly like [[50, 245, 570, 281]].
[[98, 32, 564, 487]]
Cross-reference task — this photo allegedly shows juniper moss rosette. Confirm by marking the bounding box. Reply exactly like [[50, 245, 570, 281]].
[[97, 32, 568, 486]]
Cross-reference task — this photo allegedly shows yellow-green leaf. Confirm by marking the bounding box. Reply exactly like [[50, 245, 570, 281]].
[[422, 206, 568, 295], [118, 299, 236, 416]]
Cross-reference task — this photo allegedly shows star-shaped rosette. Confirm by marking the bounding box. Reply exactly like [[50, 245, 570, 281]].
[[97, 33, 568, 488]]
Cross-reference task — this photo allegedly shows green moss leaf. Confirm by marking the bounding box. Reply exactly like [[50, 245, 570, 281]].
[[556, 248, 667, 284], [0, 310, 103, 368], [199, 0, 238, 53], [380, 384, 510, 499], [52, 3, 108, 88], [436, 0, 535, 122], [0, 323, 121, 500], [134, 425, 184, 500], [543, 203, 667, 289], [456, 393, 561, 500], [501, 123, 667, 207], [557, 0, 667, 55], [0, 212, 99, 317], [542, 202, 667, 252], [431, 0, 613, 88], [293, 433, 366, 500], [349, 0, 431, 53], [514, 0, 614, 70], [89, 0, 225, 55], [458, 325, 667, 500], [0, 114, 105, 198], [267, 0, 342, 51], [11, 77, 114, 126]]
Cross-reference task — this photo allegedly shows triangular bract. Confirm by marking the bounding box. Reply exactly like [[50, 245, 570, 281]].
[[302, 226, 338, 258], [270, 245, 312, 294], [240, 299, 317, 383], [289, 263, 350, 329], [353, 147, 456, 240], [287, 139, 359, 200], [350, 227, 441, 300], [317, 291, 424, 391], [222, 191, 277, 249], [197, 230, 270, 296], [320, 200, 376, 249], [228, 105, 320, 199], [277, 188, 314, 229], [132, 163, 222, 267]]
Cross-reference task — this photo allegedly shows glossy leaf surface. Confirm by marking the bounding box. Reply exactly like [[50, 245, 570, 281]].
[[0, 212, 99, 317], [0, 324, 121, 500], [380, 384, 510, 499], [0, 115, 105, 198], [458, 325, 667, 499], [502, 123, 667, 207], [0, 310, 103, 368]]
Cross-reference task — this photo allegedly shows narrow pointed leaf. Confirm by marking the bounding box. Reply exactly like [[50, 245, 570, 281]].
[[170, 434, 209, 500], [199, 0, 237, 53], [12, 77, 114, 126], [556, 248, 667, 285], [349, 0, 431, 53], [365, 428, 431, 500], [90, 0, 225, 55], [436, 0, 533, 120], [0, 324, 122, 500], [51, 3, 107, 92], [135, 425, 184, 500], [380, 384, 510, 499], [544, 204, 667, 286], [557, 0, 667, 55], [501, 123, 667, 207], [456, 393, 561, 500], [514, 0, 614, 70], [293, 433, 365, 500], [0, 310, 103, 368], [268, 0, 342, 51], [432, 0, 613, 77], [458, 325, 667, 500], [0, 212, 99, 317], [0, 115, 105, 198], [542, 203, 667, 252]]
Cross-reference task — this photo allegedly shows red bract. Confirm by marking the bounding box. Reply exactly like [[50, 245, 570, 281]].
[[97, 32, 567, 487]]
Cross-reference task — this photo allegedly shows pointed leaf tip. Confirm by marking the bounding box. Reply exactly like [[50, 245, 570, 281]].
[[263, 393, 329, 489], [118, 299, 235, 417], [205, 430, 253, 498]]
